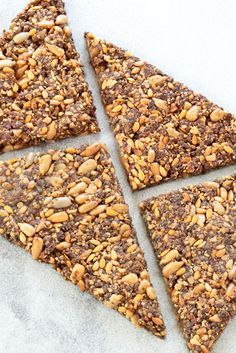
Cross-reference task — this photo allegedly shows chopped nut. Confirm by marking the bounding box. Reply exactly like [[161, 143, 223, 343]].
[[78, 159, 97, 174], [48, 211, 69, 223], [68, 182, 87, 196], [56, 14, 68, 25], [210, 108, 225, 122], [46, 43, 65, 57], [122, 273, 139, 285], [39, 155, 52, 175], [31, 237, 43, 260], [50, 197, 71, 209], [162, 261, 184, 278], [18, 223, 35, 237], [13, 32, 29, 44], [0, 59, 15, 69], [186, 106, 199, 122]]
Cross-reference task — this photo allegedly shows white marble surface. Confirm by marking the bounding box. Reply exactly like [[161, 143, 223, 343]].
[[0, 1, 235, 352]]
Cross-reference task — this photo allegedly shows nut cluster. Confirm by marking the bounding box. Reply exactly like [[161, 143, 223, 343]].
[[0, 143, 165, 338], [140, 176, 236, 353], [0, 0, 98, 153], [86, 32, 235, 190]]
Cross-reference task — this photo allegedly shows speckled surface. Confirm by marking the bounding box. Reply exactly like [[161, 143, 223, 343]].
[[0, 1, 235, 353]]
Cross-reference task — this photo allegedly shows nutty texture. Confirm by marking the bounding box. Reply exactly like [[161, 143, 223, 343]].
[[85, 32, 236, 190], [0, 143, 165, 338], [0, 0, 98, 153], [140, 176, 236, 352]]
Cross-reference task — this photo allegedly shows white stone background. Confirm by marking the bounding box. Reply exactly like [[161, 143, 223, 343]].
[[0, 0, 235, 352]]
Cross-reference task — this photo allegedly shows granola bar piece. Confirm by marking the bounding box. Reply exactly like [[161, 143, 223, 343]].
[[0, 143, 165, 338], [85, 32, 236, 190], [140, 176, 236, 352], [0, 0, 98, 153]]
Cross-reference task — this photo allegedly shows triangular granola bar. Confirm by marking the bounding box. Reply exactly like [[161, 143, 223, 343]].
[[0, 143, 165, 338], [140, 176, 236, 352], [0, 0, 98, 153], [86, 33, 235, 190]]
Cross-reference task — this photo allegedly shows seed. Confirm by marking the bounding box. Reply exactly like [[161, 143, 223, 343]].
[[19, 232, 26, 244], [71, 263, 85, 280], [120, 224, 131, 235], [148, 75, 167, 87], [186, 106, 199, 122], [13, 32, 29, 44], [210, 108, 225, 122], [122, 273, 138, 285], [105, 262, 113, 273], [167, 127, 179, 138], [162, 261, 184, 278], [68, 182, 87, 196], [126, 244, 137, 253], [50, 197, 71, 209], [18, 223, 35, 237], [93, 244, 104, 253], [111, 250, 117, 260], [159, 165, 167, 177], [46, 43, 65, 57], [112, 105, 122, 112], [153, 98, 168, 111], [146, 286, 156, 299], [223, 145, 234, 154], [220, 187, 227, 200], [39, 154, 52, 175], [46, 122, 57, 140], [64, 98, 74, 105], [75, 193, 90, 204], [48, 211, 68, 223], [78, 159, 97, 174], [31, 237, 43, 260], [152, 317, 163, 326], [99, 257, 106, 269], [226, 283, 235, 298], [80, 143, 102, 157], [56, 241, 71, 250], [56, 14, 68, 25], [48, 177, 64, 188], [205, 154, 216, 162], [38, 20, 54, 28], [79, 201, 98, 213], [4, 205, 13, 214], [138, 279, 150, 293], [228, 190, 234, 201], [193, 283, 205, 294], [0, 59, 15, 69], [213, 201, 225, 215], [151, 163, 160, 175], [215, 248, 226, 257], [0, 210, 8, 217], [205, 283, 212, 292], [90, 204, 107, 216], [148, 149, 155, 163], [133, 121, 140, 132], [109, 294, 123, 305], [160, 249, 179, 265], [110, 203, 128, 214], [190, 336, 201, 346], [228, 266, 236, 280]]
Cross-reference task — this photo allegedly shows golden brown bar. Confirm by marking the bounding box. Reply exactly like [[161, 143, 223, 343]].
[[140, 176, 236, 352], [0, 0, 98, 153], [86, 32, 235, 190], [0, 143, 165, 338]]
